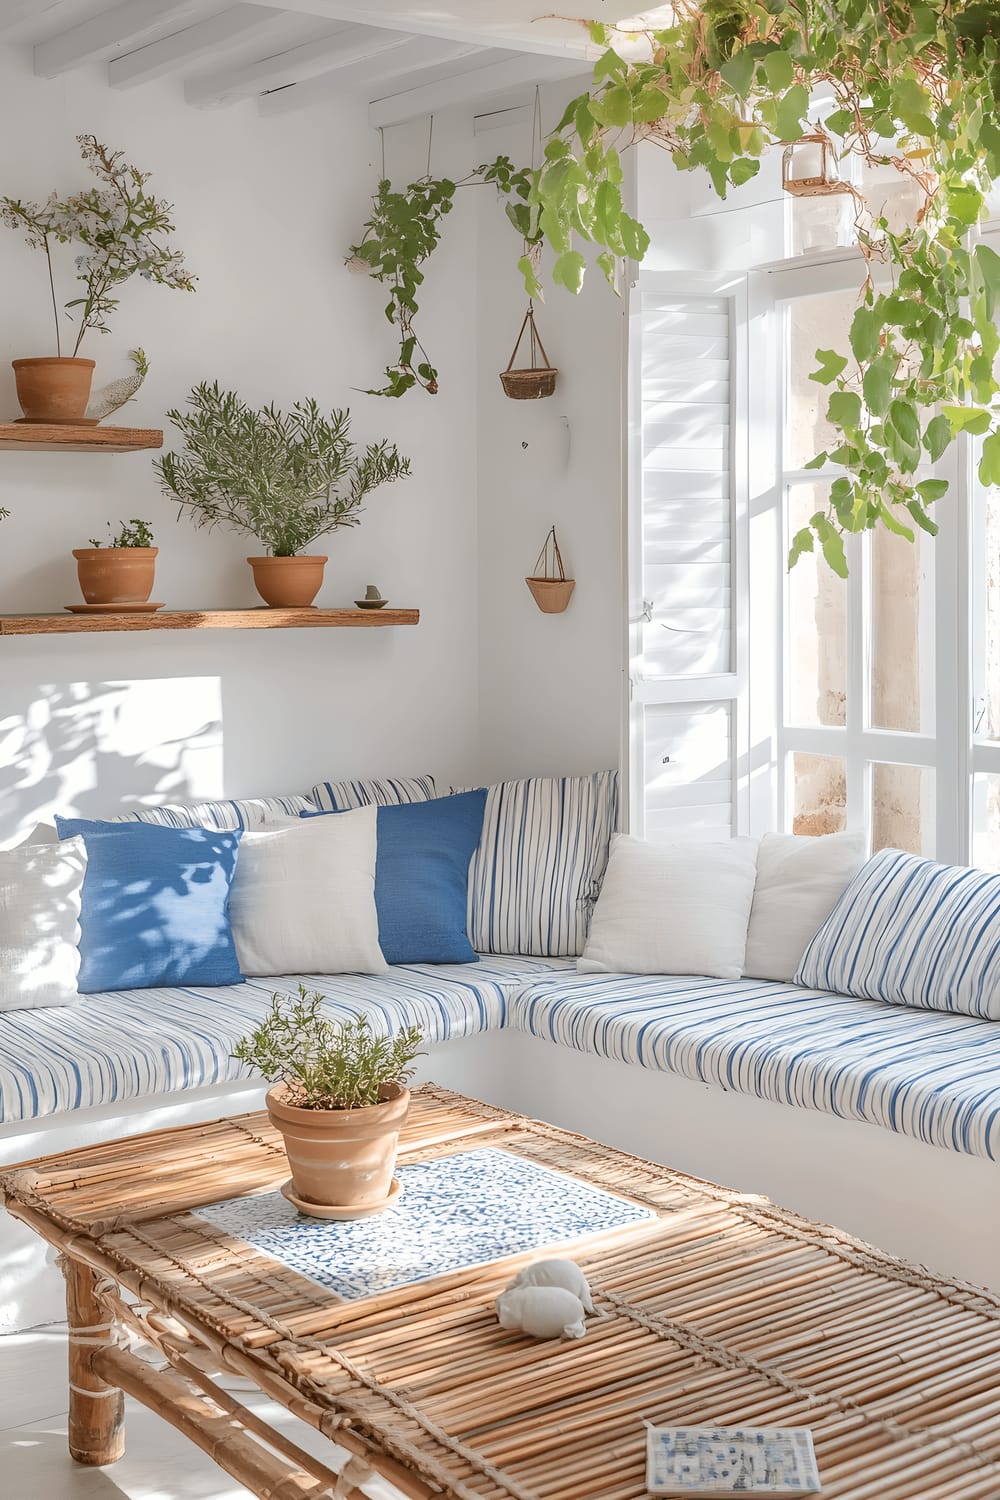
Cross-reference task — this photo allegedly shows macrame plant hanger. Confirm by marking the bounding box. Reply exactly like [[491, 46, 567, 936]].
[[500, 89, 558, 400]]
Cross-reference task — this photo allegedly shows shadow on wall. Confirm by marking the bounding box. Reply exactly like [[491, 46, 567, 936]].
[[0, 677, 223, 843]]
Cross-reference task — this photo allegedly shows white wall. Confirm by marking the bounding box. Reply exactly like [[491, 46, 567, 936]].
[[474, 98, 626, 782], [0, 50, 481, 842]]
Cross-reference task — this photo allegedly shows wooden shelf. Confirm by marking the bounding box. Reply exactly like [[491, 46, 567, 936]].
[[0, 607, 419, 636], [0, 422, 163, 453]]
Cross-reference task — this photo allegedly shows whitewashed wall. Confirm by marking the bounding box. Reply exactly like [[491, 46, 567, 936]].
[[0, 49, 480, 842], [474, 95, 626, 782]]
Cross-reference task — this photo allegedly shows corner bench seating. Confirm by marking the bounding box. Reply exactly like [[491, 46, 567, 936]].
[[5, 953, 1000, 1330]]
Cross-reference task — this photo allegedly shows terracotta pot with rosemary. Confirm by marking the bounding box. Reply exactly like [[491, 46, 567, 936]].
[[73, 518, 157, 606], [156, 384, 410, 607], [233, 987, 424, 1216], [1, 136, 194, 424]]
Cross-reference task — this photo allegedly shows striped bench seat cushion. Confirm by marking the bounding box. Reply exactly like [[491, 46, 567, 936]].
[[0, 956, 569, 1126], [509, 970, 1000, 1162]]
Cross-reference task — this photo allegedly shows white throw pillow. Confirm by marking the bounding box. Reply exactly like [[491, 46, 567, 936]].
[[228, 807, 387, 976], [578, 834, 758, 980], [743, 830, 868, 983], [0, 839, 87, 1010]]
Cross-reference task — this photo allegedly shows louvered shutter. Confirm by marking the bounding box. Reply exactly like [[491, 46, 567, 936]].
[[627, 272, 748, 842]]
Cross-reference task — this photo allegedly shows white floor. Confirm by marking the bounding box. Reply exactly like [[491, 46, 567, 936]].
[[0, 1323, 402, 1499]]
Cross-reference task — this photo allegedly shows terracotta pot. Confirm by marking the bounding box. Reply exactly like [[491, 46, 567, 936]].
[[266, 1082, 409, 1211], [526, 575, 575, 614], [247, 555, 327, 608], [12, 358, 96, 423], [73, 547, 158, 605]]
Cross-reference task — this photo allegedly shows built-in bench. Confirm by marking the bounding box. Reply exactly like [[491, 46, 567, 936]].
[[4, 957, 1000, 1331]]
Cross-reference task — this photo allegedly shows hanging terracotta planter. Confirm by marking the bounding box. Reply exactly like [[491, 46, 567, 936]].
[[12, 357, 96, 424], [500, 304, 558, 399], [247, 555, 327, 607], [526, 526, 574, 613]]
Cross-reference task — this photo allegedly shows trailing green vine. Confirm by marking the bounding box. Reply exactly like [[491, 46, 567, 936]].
[[351, 2, 1000, 573]]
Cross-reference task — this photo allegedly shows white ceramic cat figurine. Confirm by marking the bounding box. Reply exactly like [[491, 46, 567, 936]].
[[509, 1257, 596, 1314], [495, 1286, 587, 1340]]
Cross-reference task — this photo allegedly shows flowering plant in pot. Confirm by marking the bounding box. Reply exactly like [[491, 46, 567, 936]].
[[233, 987, 424, 1216], [73, 518, 157, 605], [155, 383, 411, 607], [1, 137, 194, 424]]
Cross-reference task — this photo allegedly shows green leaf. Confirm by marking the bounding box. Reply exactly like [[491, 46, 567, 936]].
[[517, 253, 543, 300], [827, 389, 862, 429], [762, 49, 794, 92], [720, 50, 755, 97], [730, 157, 760, 187], [888, 399, 921, 452], [980, 430, 1000, 487], [810, 348, 849, 385], [906, 500, 939, 535], [814, 516, 848, 578], [552, 250, 587, 293], [773, 83, 809, 142], [943, 405, 993, 434], [915, 478, 949, 503], [804, 450, 828, 470], [849, 306, 882, 363], [593, 46, 627, 83], [922, 413, 952, 461], [975, 243, 1000, 317], [787, 525, 814, 569], [598, 84, 632, 128], [863, 354, 896, 416]]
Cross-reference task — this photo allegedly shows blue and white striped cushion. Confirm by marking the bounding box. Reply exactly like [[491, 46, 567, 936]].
[[311, 776, 436, 811], [468, 771, 619, 957], [111, 794, 314, 831], [0, 956, 570, 1125], [510, 969, 1000, 1161], [796, 848, 1000, 1019]]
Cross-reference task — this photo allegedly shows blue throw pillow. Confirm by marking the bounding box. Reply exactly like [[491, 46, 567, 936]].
[[302, 790, 487, 964], [55, 817, 244, 993]]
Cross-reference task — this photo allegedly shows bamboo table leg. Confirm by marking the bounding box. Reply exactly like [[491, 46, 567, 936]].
[[63, 1256, 125, 1465]]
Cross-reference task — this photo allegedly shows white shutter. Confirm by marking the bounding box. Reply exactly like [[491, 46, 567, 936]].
[[628, 272, 748, 843]]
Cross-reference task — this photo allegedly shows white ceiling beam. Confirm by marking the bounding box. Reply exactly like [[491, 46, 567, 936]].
[[109, 4, 284, 88], [231, 2, 595, 61], [186, 23, 412, 106], [0, 0, 69, 37], [34, 0, 213, 77], [369, 53, 586, 130], [257, 35, 486, 117], [185, 23, 410, 107]]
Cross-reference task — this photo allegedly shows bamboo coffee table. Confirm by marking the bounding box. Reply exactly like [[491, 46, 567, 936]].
[[3, 1084, 1000, 1500]]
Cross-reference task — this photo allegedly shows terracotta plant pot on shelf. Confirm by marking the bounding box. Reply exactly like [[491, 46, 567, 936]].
[[73, 547, 158, 605], [247, 555, 327, 608], [13, 358, 96, 424], [266, 1082, 409, 1213]]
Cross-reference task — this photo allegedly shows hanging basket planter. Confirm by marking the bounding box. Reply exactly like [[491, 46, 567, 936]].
[[526, 526, 575, 613], [500, 304, 558, 400]]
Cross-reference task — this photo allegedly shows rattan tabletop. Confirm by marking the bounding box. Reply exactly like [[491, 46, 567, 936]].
[[4, 1083, 1000, 1500]]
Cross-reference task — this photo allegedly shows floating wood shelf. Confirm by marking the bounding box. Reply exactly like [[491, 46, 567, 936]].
[[0, 422, 163, 453], [0, 608, 420, 636]]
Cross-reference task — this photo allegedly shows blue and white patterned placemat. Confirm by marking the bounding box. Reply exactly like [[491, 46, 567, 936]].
[[194, 1146, 655, 1300]]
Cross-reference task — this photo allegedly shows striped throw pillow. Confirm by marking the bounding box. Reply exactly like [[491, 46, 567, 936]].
[[311, 776, 436, 811], [796, 846, 1000, 1019], [111, 794, 314, 831], [469, 770, 619, 957]]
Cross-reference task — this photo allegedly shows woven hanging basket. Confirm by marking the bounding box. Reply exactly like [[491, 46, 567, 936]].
[[500, 304, 558, 400], [525, 525, 574, 613]]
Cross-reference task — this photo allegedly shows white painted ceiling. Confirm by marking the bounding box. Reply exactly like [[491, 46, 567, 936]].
[[0, 0, 670, 124]]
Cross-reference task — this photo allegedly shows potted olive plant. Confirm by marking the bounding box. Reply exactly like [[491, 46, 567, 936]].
[[155, 383, 411, 607], [1, 137, 193, 424], [73, 518, 157, 606], [233, 987, 423, 1216]]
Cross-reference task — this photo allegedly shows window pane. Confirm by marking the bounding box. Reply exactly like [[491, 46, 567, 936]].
[[972, 773, 1000, 870], [871, 763, 934, 857], [787, 483, 846, 726], [975, 484, 1000, 740], [792, 753, 846, 835], [870, 524, 933, 733], [785, 286, 865, 469]]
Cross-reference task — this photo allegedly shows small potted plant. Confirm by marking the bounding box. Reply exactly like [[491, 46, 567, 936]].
[[233, 987, 423, 1215], [73, 518, 157, 605], [155, 383, 410, 607], [1, 137, 194, 424]]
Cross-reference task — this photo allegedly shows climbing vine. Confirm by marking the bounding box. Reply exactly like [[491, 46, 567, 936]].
[[350, 3, 1000, 572]]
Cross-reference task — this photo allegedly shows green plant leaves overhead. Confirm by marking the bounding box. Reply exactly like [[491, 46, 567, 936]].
[[810, 349, 849, 384], [552, 250, 587, 292]]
